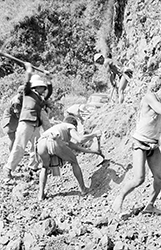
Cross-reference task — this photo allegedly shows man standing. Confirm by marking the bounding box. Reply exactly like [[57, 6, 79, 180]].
[[113, 76, 161, 215], [3, 62, 53, 181], [1, 85, 24, 151], [94, 53, 133, 103]]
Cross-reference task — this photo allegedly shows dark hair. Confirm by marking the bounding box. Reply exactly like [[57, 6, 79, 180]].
[[63, 115, 78, 127]]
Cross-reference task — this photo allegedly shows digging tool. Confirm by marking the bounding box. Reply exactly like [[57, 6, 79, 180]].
[[0, 50, 50, 74], [110, 86, 115, 100], [96, 135, 106, 167]]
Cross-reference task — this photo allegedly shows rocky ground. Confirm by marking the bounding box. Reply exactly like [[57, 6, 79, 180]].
[[1, 97, 161, 250], [1, 0, 161, 249]]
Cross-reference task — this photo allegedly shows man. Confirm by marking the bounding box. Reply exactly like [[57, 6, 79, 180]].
[[36, 116, 102, 201], [113, 76, 161, 215], [1, 85, 24, 151], [94, 53, 133, 103], [118, 66, 133, 104], [3, 62, 53, 181]]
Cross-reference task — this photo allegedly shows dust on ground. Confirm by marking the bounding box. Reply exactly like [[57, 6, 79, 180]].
[[1, 99, 161, 250]]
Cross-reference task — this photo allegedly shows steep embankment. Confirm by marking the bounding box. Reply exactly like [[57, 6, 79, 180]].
[[1, 0, 161, 250]]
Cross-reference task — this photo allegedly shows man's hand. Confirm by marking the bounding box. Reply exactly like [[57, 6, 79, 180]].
[[93, 149, 105, 157], [44, 70, 50, 75], [24, 62, 32, 72], [44, 70, 52, 83], [94, 130, 102, 138], [104, 58, 113, 67]]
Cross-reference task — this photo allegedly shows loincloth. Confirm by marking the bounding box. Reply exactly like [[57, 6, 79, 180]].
[[132, 138, 159, 157], [36, 133, 77, 168]]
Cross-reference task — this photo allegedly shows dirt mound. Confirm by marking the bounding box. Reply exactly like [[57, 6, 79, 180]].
[[1, 97, 161, 250]]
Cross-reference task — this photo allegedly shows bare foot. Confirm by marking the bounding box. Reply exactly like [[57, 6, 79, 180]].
[[81, 187, 89, 196], [38, 193, 46, 202], [142, 204, 161, 215], [112, 195, 123, 213], [3, 167, 13, 183]]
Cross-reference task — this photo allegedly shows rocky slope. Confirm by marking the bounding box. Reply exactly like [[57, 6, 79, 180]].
[[1, 0, 161, 250], [1, 99, 161, 250]]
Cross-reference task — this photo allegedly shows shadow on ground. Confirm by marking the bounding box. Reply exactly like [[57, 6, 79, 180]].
[[89, 159, 132, 198]]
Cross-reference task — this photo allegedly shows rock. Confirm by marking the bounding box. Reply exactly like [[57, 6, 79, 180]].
[[113, 240, 125, 250], [93, 228, 103, 242], [95, 217, 108, 228], [40, 209, 51, 220], [99, 234, 109, 247], [43, 218, 57, 236], [0, 235, 9, 245], [101, 193, 108, 198], [83, 242, 95, 250], [11, 183, 30, 201], [23, 232, 36, 250], [6, 238, 22, 250], [0, 220, 4, 234]]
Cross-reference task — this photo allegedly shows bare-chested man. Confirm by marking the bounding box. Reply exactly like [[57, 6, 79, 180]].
[[113, 76, 161, 215], [94, 53, 133, 103]]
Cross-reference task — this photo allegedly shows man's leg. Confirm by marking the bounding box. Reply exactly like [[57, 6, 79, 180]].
[[39, 167, 48, 201], [118, 75, 128, 104], [37, 138, 50, 201], [71, 161, 88, 194], [144, 148, 161, 214], [8, 132, 16, 152], [54, 139, 88, 194], [4, 122, 35, 179], [41, 109, 52, 131], [112, 148, 146, 213], [28, 127, 41, 171]]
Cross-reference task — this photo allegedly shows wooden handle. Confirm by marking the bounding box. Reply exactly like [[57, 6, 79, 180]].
[[0, 51, 48, 74]]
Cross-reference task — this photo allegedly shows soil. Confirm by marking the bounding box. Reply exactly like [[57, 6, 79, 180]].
[[1, 96, 161, 250]]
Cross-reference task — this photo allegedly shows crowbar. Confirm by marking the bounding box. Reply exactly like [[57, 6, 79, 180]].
[[0, 50, 50, 74]]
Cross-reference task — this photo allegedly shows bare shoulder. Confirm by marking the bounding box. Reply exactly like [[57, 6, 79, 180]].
[[142, 91, 161, 114], [144, 92, 157, 104]]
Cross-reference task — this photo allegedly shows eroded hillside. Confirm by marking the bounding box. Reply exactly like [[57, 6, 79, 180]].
[[1, 0, 161, 250]]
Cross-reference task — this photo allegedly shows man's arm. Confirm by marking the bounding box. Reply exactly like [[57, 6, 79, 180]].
[[24, 62, 33, 95], [145, 92, 161, 114], [44, 71, 53, 100], [68, 141, 101, 155], [70, 128, 102, 144]]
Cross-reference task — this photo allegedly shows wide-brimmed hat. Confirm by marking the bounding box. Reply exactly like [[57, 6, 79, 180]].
[[94, 53, 104, 62], [30, 74, 47, 89]]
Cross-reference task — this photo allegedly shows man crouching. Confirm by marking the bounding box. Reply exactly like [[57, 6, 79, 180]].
[[36, 115, 102, 201]]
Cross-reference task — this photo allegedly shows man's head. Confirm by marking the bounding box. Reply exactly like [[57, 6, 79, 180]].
[[63, 115, 78, 127], [30, 74, 47, 95], [17, 85, 24, 94]]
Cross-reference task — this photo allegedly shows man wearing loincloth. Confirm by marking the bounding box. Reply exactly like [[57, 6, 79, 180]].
[[113, 76, 161, 215]]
